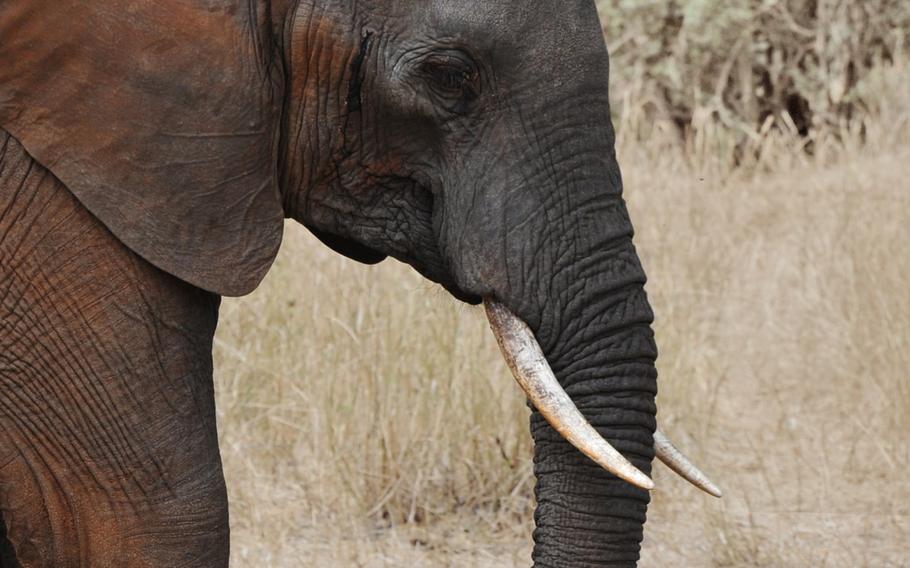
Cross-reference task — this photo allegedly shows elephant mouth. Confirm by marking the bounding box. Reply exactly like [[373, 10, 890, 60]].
[[442, 282, 483, 305], [307, 227, 389, 265], [483, 298, 722, 497]]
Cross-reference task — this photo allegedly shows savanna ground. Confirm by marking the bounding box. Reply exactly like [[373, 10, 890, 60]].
[[213, 6, 910, 567]]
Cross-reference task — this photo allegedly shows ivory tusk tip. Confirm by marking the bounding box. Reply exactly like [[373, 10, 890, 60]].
[[637, 475, 656, 492], [704, 482, 723, 499], [653, 428, 723, 498], [617, 468, 655, 491]]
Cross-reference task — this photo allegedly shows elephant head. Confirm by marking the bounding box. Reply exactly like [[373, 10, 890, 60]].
[[275, 5, 720, 562], [0, 0, 717, 565]]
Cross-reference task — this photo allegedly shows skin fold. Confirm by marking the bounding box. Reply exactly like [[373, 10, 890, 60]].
[[0, 133, 228, 567], [0, 1, 658, 566]]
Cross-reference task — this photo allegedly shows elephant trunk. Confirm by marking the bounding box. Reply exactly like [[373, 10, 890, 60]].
[[485, 299, 654, 491], [531, 247, 657, 567], [486, 214, 660, 566]]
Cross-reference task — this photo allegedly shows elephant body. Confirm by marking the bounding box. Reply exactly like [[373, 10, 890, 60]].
[[0, 1, 664, 566], [0, 132, 229, 566]]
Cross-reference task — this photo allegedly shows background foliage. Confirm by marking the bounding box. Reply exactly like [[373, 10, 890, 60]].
[[598, 0, 909, 139]]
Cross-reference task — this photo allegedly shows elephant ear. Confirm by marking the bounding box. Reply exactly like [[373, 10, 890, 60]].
[[0, 0, 285, 296]]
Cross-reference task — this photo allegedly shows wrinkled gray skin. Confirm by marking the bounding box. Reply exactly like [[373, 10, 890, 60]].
[[282, 2, 656, 565], [0, 0, 658, 566]]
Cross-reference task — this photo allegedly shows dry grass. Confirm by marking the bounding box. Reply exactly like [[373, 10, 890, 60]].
[[628, 61, 910, 567], [213, 60, 910, 567], [213, 226, 533, 565]]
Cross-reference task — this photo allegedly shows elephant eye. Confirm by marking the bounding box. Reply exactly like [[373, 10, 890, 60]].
[[419, 51, 480, 114]]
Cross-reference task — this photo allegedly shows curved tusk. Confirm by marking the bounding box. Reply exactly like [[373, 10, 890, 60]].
[[484, 299, 654, 491], [654, 428, 723, 498]]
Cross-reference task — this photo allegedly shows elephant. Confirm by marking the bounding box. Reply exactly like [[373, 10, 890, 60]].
[[0, 1, 719, 566]]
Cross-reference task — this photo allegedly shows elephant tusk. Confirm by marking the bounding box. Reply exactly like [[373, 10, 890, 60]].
[[484, 298, 655, 491], [654, 428, 723, 498]]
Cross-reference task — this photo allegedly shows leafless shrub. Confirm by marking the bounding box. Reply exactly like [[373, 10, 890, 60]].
[[598, 0, 909, 142]]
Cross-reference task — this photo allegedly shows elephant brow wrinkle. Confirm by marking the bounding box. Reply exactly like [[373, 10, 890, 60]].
[[339, 30, 374, 160], [345, 31, 374, 114]]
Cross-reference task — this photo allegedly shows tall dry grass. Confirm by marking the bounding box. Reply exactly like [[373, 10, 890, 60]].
[[626, 60, 910, 567], [213, 45, 910, 568], [213, 229, 533, 565]]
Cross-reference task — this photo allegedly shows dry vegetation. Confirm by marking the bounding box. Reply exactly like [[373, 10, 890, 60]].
[[599, 0, 910, 137], [213, 7, 910, 567]]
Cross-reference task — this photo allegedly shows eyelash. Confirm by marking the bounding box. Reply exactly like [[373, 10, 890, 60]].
[[419, 54, 480, 112], [428, 64, 474, 91]]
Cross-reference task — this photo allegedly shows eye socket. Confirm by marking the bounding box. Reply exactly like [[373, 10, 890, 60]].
[[418, 51, 480, 114]]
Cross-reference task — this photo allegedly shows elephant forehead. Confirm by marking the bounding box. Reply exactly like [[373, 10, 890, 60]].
[[367, 0, 610, 92], [379, 1, 603, 50]]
